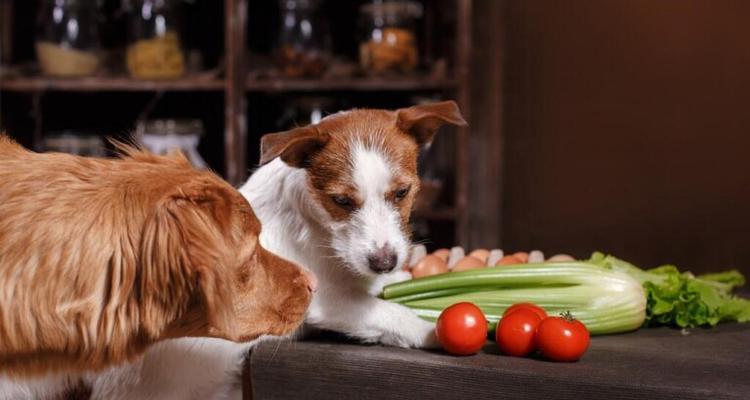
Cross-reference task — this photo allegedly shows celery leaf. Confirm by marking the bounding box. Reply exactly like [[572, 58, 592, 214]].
[[588, 252, 750, 328]]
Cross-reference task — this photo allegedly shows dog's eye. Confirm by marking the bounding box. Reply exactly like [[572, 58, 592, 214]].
[[332, 195, 355, 209], [394, 186, 411, 201]]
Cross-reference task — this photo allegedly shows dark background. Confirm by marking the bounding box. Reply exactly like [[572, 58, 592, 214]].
[[471, 0, 750, 274], [2, 0, 749, 276]]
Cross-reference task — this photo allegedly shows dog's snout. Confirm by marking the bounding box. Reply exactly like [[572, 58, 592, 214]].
[[367, 244, 398, 273], [302, 268, 318, 292]]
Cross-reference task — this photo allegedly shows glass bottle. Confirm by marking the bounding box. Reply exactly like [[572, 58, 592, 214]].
[[274, 0, 330, 78], [126, 0, 186, 79], [358, 0, 423, 75], [36, 0, 101, 77], [137, 118, 207, 168]]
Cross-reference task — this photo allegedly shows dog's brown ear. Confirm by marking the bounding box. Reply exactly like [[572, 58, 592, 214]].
[[259, 125, 330, 167], [141, 180, 238, 340], [396, 100, 468, 146]]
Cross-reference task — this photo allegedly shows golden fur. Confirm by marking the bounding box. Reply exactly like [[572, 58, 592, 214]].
[[0, 136, 313, 376]]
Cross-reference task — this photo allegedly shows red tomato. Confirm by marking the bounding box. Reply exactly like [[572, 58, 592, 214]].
[[436, 302, 488, 355], [536, 313, 590, 362], [503, 303, 548, 320], [495, 308, 542, 357]]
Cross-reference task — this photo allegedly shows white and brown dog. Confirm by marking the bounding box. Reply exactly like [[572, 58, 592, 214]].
[[91, 101, 466, 399], [242, 100, 467, 347]]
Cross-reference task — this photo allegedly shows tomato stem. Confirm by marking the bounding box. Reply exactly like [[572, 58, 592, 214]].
[[560, 310, 575, 322]]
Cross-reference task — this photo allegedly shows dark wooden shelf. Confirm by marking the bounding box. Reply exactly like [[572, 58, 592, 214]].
[[0, 75, 225, 92], [246, 76, 457, 93], [412, 208, 457, 221]]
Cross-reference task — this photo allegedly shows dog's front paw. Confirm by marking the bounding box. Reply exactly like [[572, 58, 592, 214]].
[[421, 328, 440, 349], [368, 270, 413, 296], [380, 318, 438, 349]]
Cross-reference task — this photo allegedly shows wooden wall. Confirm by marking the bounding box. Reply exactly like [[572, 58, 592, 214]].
[[467, 0, 505, 248], [474, 0, 750, 274]]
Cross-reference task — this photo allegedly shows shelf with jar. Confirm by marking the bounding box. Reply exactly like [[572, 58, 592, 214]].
[[0, 0, 225, 92], [0, 0, 230, 178], [242, 0, 471, 241], [244, 0, 458, 93]]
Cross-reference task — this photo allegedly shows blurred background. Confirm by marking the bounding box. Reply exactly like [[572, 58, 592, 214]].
[[1, 0, 748, 275]]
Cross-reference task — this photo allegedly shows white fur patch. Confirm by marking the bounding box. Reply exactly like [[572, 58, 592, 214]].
[[351, 144, 394, 206], [90, 338, 247, 400], [0, 374, 78, 400], [329, 143, 409, 276]]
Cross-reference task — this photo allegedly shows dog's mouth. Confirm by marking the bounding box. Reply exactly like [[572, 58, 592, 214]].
[[234, 300, 310, 342], [268, 313, 309, 339], [276, 289, 314, 333], [368, 264, 399, 275], [281, 319, 309, 339]]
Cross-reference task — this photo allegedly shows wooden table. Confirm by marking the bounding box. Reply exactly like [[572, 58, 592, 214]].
[[247, 323, 750, 400]]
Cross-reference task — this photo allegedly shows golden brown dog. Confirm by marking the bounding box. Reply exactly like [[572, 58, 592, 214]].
[[0, 136, 314, 377]]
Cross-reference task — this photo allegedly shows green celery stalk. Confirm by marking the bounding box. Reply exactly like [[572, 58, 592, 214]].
[[384, 253, 750, 335], [383, 262, 647, 335]]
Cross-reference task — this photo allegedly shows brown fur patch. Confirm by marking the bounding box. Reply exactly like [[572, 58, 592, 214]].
[[304, 109, 421, 227], [256, 101, 466, 236], [0, 136, 313, 376]]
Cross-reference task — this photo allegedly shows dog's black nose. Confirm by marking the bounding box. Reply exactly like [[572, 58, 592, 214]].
[[367, 244, 398, 273]]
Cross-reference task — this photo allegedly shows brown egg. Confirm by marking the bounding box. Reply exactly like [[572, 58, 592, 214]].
[[433, 248, 451, 262], [452, 256, 486, 272], [512, 252, 529, 263], [496, 255, 523, 266], [468, 248, 490, 264], [548, 254, 576, 262], [411, 254, 450, 278]]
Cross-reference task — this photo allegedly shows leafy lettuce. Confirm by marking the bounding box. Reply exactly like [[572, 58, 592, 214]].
[[589, 252, 750, 328]]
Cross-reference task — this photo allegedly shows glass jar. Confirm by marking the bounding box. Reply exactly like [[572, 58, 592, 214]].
[[136, 119, 207, 168], [43, 131, 106, 157], [36, 0, 101, 77], [358, 1, 422, 75], [273, 0, 330, 78], [126, 0, 185, 79], [275, 97, 337, 130]]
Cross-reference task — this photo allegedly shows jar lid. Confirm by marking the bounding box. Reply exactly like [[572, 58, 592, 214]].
[[137, 119, 204, 136], [279, 0, 319, 11], [292, 96, 336, 109], [44, 131, 105, 149], [49, 0, 100, 8], [360, 1, 424, 19]]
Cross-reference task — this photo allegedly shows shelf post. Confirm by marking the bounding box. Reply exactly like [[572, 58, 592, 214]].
[[1, 0, 13, 65], [455, 0, 473, 247], [224, 0, 247, 185]]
